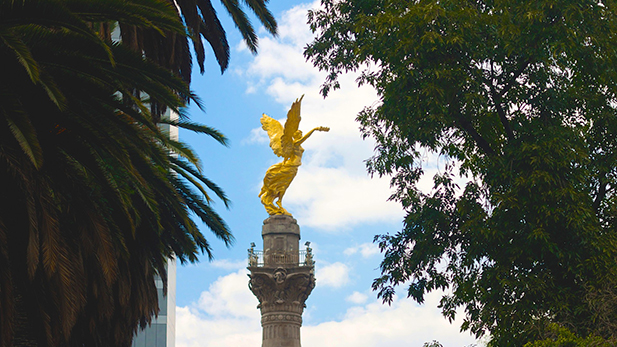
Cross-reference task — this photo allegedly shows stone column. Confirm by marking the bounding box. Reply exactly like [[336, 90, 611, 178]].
[[248, 215, 315, 347]]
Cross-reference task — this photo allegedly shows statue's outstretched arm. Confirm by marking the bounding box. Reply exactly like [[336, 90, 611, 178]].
[[295, 126, 329, 146]]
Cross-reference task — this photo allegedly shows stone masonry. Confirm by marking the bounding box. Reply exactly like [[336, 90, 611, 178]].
[[248, 215, 315, 347]]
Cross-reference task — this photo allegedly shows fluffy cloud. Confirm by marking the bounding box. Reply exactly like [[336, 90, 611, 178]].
[[344, 243, 381, 258], [176, 306, 261, 347], [176, 269, 261, 347], [195, 269, 258, 319], [346, 291, 369, 305], [239, 1, 404, 231], [238, 2, 321, 86], [303, 294, 479, 347], [209, 259, 247, 270], [317, 262, 350, 288], [176, 271, 479, 347]]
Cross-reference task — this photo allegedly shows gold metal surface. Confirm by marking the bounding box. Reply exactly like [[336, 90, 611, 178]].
[[259, 96, 329, 215]]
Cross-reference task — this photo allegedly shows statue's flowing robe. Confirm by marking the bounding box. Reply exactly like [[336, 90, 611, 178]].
[[259, 162, 299, 200]]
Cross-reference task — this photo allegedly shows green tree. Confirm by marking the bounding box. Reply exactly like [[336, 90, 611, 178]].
[[525, 324, 612, 347], [306, 0, 617, 345], [0, 0, 234, 345]]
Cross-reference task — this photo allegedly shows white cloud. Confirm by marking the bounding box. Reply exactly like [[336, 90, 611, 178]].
[[303, 293, 479, 347], [176, 270, 479, 347], [317, 262, 350, 288], [241, 126, 270, 145], [176, 306, 261, 347], [176, 269, 261, 347], [241, 2, 404, 231], [196, 269, 257, 318], [346, 291, 368, 305], [240, 2, 319, 85], [209, 259, 247, 270], [344, 243, 380, 258]]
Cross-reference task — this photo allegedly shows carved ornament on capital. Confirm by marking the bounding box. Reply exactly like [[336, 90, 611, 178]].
[[248, 268, 315, 312]]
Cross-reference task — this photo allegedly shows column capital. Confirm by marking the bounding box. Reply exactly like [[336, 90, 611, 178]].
[[248, 267, 315, 313]]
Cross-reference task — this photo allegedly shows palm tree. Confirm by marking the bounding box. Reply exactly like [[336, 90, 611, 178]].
[[117, 0, 278, 120], [123, 0, 278, 76], [0, 0, 235, 345]]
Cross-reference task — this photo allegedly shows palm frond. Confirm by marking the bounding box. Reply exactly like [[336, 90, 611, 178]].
[[196, 0, 230, 72], [170, 156, 230, 207], [171, 174, 233, 248], [159, 119, 228, 146], [163, 138, 201, 165], [72, 0, 185, 35], [0, 28, 40, 83], [220, 0, 258, 53], [242, 0, 277, 35], [4, 110, 43, 169]]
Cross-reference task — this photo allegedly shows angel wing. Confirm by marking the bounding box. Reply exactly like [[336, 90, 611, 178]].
[[281, 95, 304, 157], [261, 114, 284, 157]]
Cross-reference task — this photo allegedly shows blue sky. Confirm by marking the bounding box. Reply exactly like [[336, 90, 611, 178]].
[[174, 1, 480, 346]]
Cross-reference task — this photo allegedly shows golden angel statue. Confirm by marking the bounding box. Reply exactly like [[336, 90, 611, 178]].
[[259, 95, 329, 215]]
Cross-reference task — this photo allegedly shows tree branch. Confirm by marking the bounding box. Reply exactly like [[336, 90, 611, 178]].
[[593, 173, 608, 212], [450, 99, 496, 157], [489, 84, 515, 141], [499, 59, 531, 98], [486, 59, 531, 144]]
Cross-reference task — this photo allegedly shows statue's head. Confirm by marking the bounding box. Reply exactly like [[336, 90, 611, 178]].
[[293, 130, 302, 140]]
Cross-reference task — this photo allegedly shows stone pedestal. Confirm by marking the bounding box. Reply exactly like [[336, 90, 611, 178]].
[[248, 215, 315, 347]]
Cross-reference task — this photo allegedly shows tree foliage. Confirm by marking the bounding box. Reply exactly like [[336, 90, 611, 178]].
[[306, 0, 617, 345], [525, 324, 612, 347], [0, 0, 237, 345]]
